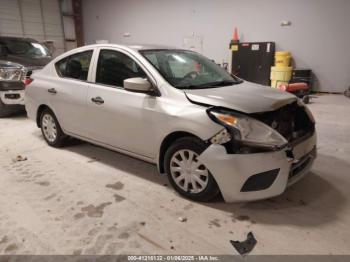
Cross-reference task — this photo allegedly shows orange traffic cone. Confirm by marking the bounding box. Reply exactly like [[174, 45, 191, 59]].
[[233, 27, 239, 43]]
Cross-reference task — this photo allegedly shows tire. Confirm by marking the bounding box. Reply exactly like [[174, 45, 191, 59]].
[[40, 108, 67, 147], [164, 137, 220, 202], [302, 95, 310, 104]]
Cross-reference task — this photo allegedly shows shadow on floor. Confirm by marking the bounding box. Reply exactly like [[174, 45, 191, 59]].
[[63, 139, 166, 186], [32, 132, 347, 227], [203, 153, 348, 227]]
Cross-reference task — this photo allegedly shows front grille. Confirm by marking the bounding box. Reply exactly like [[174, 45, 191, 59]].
[[251, 102, 315, 143]]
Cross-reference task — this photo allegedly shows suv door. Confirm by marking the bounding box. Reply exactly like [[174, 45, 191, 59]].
[[52, 50, 93, 136], [86, 48, 160, 159]]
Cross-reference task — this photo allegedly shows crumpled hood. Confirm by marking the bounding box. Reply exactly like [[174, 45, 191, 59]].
[[185, 81, 297, 114]]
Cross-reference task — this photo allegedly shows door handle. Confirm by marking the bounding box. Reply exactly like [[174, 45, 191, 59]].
[[48, 88, 57, 94], [91, 96, 104, 105]]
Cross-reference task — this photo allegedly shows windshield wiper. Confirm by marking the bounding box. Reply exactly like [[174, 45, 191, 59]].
[[204, 80, 242, 87], [175, 80, 242, 89]]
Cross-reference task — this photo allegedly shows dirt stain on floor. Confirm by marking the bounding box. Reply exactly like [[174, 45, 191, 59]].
[[81, 202, 112, 218], [4, 243, 18, 253], [0, 236, 8, 245], [44, 193, 56, 201], [106, 182, 124, 191], [35, 181, 50, 186], [118, 232, 130, 239], [113, 194, 126, 203], [209, 219, 221, 228], [74, 213, 85, 220]]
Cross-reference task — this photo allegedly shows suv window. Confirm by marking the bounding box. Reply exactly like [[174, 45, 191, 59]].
[[96, 49, 147, 87], [55, 50, 93, 81], [0, 39, 51, 58]]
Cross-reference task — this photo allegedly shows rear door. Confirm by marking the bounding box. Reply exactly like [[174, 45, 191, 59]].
[[85, 48, 160, 158], [50, 49, 94, 136]]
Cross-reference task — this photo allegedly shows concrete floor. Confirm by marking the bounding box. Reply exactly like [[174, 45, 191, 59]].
[[0, 94, 349, 255]]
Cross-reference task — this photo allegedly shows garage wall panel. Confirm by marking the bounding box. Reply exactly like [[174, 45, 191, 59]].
[[82, 0, 350, 92], [0, 0, 23, 36], [0, 0, 65, 56]]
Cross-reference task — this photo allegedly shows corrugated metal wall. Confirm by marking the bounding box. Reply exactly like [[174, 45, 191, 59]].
[[0, 0, 65, 56]]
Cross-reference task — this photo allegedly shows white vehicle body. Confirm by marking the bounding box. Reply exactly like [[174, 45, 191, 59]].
[[25, 44, 317, 202]]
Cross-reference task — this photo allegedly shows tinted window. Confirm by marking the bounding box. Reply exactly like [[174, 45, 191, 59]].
[[55, 50, 93, 81], [0, 39, 51, 58], [96, 49, 147, 87]]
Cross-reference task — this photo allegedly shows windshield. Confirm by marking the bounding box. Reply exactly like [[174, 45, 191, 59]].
[[0, 39, 51, 58], [140, 50, 242, 89]]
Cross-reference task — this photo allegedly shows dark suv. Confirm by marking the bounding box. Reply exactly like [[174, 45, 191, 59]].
[[0, 36, 52, 117]]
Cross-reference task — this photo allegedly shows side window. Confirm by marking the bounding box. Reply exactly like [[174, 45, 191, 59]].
[[96, 49, 147, 87], [55, 50, 93, 81]]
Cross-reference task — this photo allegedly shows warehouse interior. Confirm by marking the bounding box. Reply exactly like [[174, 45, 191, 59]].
[[0, 0, 350, 259]]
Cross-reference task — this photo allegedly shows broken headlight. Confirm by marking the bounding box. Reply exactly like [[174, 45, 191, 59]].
[[208, 109, 288, 149]]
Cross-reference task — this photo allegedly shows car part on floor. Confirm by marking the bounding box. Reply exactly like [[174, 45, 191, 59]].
[[230, 232, 257, 255]]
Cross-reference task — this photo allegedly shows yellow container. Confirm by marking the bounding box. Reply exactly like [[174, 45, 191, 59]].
[[275, 51, 291, 67], [271, 80, 289, 88], [270, 66, 292, 88]]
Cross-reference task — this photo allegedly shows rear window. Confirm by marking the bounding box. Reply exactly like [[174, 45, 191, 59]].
[[55, 50, 93, 81]]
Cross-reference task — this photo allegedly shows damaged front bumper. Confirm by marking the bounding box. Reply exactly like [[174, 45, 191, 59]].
[[198, 132, 317, 202]]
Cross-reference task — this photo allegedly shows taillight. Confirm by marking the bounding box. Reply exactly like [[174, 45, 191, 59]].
[[24, 77, 33, 87]]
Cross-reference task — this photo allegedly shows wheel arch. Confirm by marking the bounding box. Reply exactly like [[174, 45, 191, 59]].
[[158, 131, 206, 174], [36, 104, 51, 127]]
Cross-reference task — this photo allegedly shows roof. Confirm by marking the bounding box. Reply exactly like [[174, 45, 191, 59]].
[[82, 43, 181, 51]]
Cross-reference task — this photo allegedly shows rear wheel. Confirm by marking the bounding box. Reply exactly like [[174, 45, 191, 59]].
[[164, 137, 220, 202], [40, 109, 66, 147]]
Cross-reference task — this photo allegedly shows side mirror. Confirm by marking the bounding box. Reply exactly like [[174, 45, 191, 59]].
[[124, 77, 152, 93]]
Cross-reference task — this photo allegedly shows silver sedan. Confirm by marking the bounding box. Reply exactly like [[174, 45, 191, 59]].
[[25, 44, 317, 202]]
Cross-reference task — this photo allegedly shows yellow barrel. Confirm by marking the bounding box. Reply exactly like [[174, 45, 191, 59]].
[[270, 66, 293, 88], [275, 51, 291, 67], [271, 80, 289, 88]]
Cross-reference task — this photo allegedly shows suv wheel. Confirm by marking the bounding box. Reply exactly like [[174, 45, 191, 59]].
[[40, 109, 66, 147], [164, 137, 220, 202]]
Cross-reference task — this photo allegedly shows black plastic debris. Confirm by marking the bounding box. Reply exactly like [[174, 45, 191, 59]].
[[230, 232, 257, 255]]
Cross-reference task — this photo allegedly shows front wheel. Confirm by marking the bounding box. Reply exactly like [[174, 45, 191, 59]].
[[164, 137, 220, 202], [40, 109, 67, 147]]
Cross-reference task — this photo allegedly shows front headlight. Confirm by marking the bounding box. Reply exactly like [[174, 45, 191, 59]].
[[0, 62, 27, 82], [208, 109, 288, 149]]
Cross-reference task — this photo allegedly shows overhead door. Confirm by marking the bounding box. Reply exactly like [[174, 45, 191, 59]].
[[0, 0, 65, 56]]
